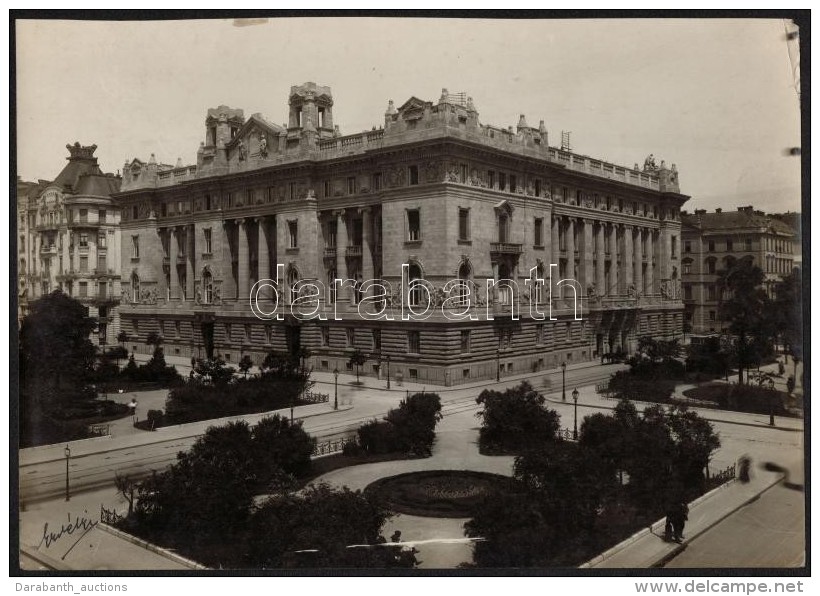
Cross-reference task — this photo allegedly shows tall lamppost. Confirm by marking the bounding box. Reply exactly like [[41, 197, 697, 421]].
[[496, 348, 501, 382], [333, 368, 339, 410], [385, 355, 391, 390], [561, 362, 567, 402], [572, 388, 579, 440], [64, 445, 71, 502]]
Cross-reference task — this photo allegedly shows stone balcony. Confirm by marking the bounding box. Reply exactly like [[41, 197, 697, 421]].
[[345, 245, 363, 258], [490, 242, 523, 255]]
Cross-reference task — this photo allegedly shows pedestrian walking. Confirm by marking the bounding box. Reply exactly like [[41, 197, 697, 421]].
[[738, 455, 752, 483], [664, 509, 675, 542], [671, 502, 688, 543]]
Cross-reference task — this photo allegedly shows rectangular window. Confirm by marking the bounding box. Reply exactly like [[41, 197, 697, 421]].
[[534, 218, 544, 247], [707, 285, 717, 301], [372, 329, 381, 351], [684, 240, 692, 253], [161, 202, 168, 217], [460, 164, 468, 183], [683, 284, 693, 300], [130, 236, 140, 259], [409, 165, 419, 185], [99, 209, 106, 223], [460, 330, 471, 353], [323, 181, 331, 197], [509, 175, 517, 193], [372, 173, 382, 191], [408, 330, 421, 353], [498, 172, 507, 191], [458, 208, 470, 241], [347, 176, 357, 194], [708, 240, 715, 252], [206, 194, 212, 210], [726, 238, 733, 251], [97, 253, 106, 271], [682, 261, 691, 275], [535, 179, 541, 197], [536, 323, 544, 345], [671, 236, 678, 257], [79, 282, 88, 298], [407, 209, 421, 241], [98, 232, 107, 248], [745, 237, 753, 251], [487, 171, 495, 188], [709, 310, 716, 321], [79, 233, 89, 248], [204, 228, 212, 254], [289, 183, 296, 200], [79, 209, 88, 223], [346, 328, 355, 348], [288, 221, 298, 248]]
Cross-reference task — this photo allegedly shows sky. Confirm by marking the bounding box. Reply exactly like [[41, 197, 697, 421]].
[[15, 17, 802, 214]]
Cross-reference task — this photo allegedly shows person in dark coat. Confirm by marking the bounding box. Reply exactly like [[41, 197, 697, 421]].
[[671, 502, 689, 543]]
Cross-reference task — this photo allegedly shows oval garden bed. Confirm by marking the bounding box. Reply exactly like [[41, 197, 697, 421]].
[[364, 470, 515, 518]]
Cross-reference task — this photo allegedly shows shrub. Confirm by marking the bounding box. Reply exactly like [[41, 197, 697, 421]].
[[147, 409, 164, 428], [608, 370, 676, 403], [475, 381, 560, 454], [385, 392, 442, 456], [358, 420, 400, 454]]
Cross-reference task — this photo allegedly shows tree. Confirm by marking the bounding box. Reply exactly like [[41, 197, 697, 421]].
[[475, 381, 560, 453], [773, 269, 803, 379], [117, 331, 129, 348], [251, 415, 315, 482], [384, 392, 443, 456], [19, 290, 96, 397], [246, 483, 417, 568], [348, 349, 367, 384], [717, 258, 776, 385], [114, 473, 138, 516], [238, 355, 254, 379], [145, 331, 163, 349]]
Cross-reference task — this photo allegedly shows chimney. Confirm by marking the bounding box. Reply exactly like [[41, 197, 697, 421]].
[[715, 208, 722, 214]]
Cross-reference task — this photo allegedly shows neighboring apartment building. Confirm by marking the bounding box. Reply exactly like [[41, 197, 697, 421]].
[[680, 206, 798, 335], [114, 83, 687, 385], [22, 143, 123, 345], [17, 177, 49, 325]]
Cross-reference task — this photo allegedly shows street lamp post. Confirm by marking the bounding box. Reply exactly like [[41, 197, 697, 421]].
[[496, 348, 501, 382], [561, 362, 567, 402], [386, 355, 391, 390], [333, 368, 339, 410], [572, 388, 579, 440], [64, 445, 71, 502]]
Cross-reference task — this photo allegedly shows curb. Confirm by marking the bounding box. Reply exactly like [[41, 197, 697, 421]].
[[19, 545, 74, 571], [580, 474, 784, 568], [96, 523, 208, 570]]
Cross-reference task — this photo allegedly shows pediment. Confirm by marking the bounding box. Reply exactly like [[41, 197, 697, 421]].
[[494, 200, 514, 215], [226, 114, 285, 149], [397, 96, 431, 116]]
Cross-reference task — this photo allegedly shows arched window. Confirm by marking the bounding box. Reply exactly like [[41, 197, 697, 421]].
[[287, 267, 299, 303], [203, 270, 213, 304], [408, 263, 424, 307], [457, 261, 472, 306], [131, 273, 140, 303]]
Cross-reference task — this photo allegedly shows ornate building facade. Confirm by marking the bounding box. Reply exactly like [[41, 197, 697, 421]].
[[20, 143, 123, 345], [680, 206, 798, 335], [115, 83, 687, 385]]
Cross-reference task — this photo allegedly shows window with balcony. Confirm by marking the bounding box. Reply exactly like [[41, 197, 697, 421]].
[[498, 213, 510, 244], [458, 208, 470, 241], [408, 330, 421, 354], [407, 209, 421, 242]]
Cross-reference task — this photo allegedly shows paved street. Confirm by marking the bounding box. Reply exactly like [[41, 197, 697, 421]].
[[17, 357, 806, 570]]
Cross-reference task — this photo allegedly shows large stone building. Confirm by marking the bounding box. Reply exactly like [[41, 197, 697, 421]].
[[20, 143, 123, 345], [114, 83, 687, 385], [680, 206, 798, 335]]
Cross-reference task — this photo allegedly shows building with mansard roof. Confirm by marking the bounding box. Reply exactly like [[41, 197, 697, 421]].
[[114, 82, 687, 385], [21, 143, 123, 345], [680, 206, 798, 336]]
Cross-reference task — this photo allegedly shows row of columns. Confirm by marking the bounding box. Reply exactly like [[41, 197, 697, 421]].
[[551, 217, 661, 297], [166, 225, 195, 300]]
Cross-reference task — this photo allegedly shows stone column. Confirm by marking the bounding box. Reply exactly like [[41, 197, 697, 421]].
[[169, 227, 179, 300], [566, 218, 576, 283], [581, 219, 594, 289], [335, 210, 348, 306], [645, 230, 654, 294], [257, 217, 270, 300], [623, 224, 634, 290], [361, 207, 374, 296], [595, 223, 606, 296], [238, 218, 250, 301], [186, 224, 195, 300], [634, 227, 643, 295], [609, 224, 618, 295]]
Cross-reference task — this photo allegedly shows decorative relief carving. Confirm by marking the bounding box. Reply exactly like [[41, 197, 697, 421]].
[[424, 161, 440, 183]]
